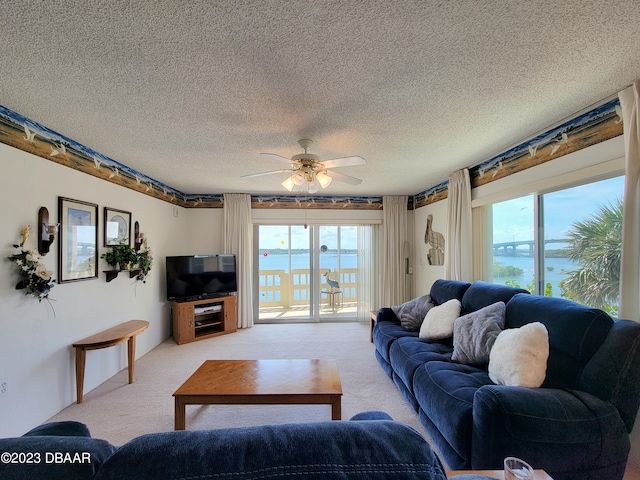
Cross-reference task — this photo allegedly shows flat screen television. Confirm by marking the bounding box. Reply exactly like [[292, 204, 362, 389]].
[[165, 254, 237, 302]]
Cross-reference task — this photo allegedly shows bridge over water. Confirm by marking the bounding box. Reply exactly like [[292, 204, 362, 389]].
[[493, 239, 568, 257]]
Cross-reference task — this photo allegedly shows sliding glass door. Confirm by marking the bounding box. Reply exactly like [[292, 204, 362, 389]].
[[318, 226, 358, 320], [257, 225, 311, 321], [256, 225, 367, 323]]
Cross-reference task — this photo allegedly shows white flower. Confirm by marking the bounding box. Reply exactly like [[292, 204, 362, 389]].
[[36, 267, 53, 280], [25, 252, 40, 263]]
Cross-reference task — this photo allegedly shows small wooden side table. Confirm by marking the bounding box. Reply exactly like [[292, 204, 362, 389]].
[[72, 320, 149, 403], [321, 289, 342, 311], [370, 310, 377, 342]]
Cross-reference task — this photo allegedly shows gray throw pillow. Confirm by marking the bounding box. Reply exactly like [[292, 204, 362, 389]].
[[451, 301, 506, 364], [391, 295, 434, 331]]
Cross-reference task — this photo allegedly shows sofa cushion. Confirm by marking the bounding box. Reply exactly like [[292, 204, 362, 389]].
[[373, 315, 419, 364], [505, 294, 612, 389], [429, 279, 471, 306], [92, 421, 448, 480], [461, 281, 529, 315], [390, 336, 453, 396], [391, 295, 434, 331], [419, 299, 461, 340], [452, 301, 506, 365], [413, 361, 492, 464], [488, 322, 549, 388], [392, 372, 420, 411]]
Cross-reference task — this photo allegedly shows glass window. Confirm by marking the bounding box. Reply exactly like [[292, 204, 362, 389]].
[[489, 175, 624, 315], [490, 195, 535, 292], [543, 176, 624, 315]]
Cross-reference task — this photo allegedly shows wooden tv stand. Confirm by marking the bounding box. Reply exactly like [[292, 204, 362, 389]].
[[172, 295, 237, 345]]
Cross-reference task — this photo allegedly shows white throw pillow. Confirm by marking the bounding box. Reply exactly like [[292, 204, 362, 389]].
[[419, 299, 461, 340], [488, 322, 549, 388]]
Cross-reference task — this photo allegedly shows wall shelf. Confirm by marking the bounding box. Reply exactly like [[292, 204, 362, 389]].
[[104, 269, 142, 282]]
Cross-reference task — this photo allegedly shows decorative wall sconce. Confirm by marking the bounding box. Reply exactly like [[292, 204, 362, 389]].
[[134, 221, 145, 251], [38, 206, 59, 255]]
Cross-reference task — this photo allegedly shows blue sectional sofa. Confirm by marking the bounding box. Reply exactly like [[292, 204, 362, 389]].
[[373, 279, 640, 480], [0, 412, 498, 480]]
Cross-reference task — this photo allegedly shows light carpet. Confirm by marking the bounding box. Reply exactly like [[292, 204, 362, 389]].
[[41, 322, 640, 478], [46, 322, 434, 450]]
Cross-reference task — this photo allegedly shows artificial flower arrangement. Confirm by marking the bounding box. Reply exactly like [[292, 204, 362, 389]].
[[134, 238, 153, 283], [8, 226, 55, 302]]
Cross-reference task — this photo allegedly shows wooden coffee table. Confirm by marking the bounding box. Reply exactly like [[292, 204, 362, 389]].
[[173, 359, 343, 430]]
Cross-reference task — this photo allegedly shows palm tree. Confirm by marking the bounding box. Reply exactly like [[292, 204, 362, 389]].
[[559, 198, 622, 314]]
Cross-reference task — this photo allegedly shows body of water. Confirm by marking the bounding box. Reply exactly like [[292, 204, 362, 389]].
[[493, 255, 577, 296], [258, 252, 358, 292], [259, 252, 578, 298], [259, 252, 358, 272]]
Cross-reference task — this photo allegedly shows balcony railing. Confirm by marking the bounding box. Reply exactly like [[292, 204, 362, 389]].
[[259, 268, 358, 309]]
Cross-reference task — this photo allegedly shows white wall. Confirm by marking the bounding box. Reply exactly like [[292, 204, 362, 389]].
[[184, 208, 224, 254], [0, 143, 187, 436]]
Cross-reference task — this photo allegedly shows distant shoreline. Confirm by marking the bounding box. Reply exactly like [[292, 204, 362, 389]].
[[260, 249, 358, 254]]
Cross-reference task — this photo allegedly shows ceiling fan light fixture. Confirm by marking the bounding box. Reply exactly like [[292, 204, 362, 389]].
[[281, 176, 296, 192], [250, 138, 365, 192], [292, 171, 306, 186], [315, 170, 332, 188], [307, 174, 320, 193]]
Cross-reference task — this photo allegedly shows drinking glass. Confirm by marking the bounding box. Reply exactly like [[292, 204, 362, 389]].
[[504, 457, 534, 480]]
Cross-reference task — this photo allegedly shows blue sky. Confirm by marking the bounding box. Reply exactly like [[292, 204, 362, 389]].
[[493, 175, 624, 244], [259, 225, 358, 250]]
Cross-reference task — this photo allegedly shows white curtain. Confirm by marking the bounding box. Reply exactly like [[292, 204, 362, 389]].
[[381, 195, 408, 306], [356, 225, 378, 322], [444, 169, 473, 282], [618, 81, 640, 322], [223, 194, 254, 328]]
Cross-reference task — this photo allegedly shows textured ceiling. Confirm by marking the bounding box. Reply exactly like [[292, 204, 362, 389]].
[[1, 0, 639, 196]]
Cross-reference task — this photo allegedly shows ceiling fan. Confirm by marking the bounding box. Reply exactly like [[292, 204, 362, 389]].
[[242, 139, 365, 193]]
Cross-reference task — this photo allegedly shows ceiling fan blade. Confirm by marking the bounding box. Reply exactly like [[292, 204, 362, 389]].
[[241, 169, 292, 179], [325, 170, 362, 185], [260, 153, 294, 164], [321, 156, 366, 169]]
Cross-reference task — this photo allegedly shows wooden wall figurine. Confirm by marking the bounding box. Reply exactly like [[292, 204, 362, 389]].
[[424, 214, 444, 266]]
